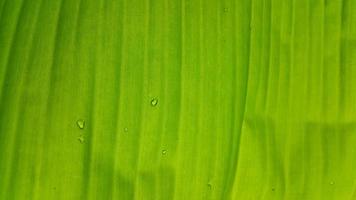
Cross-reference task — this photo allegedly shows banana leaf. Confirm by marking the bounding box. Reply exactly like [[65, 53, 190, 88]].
[[0, 0, 355, 199]]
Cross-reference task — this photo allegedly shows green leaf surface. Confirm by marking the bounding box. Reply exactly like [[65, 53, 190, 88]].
[[0, 0, 355, 199]]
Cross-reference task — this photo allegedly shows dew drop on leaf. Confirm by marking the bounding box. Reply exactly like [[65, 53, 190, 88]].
[[207, 182, 212, 189], [77, 119, 85, 129], [162, 150, 167, 155], [78, 135, 85, 144], [151, 98, 158, 107]]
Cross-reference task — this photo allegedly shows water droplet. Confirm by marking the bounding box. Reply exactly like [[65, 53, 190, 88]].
[[162, 150, 167, 155], [207, 182, 212, 189], [124, 127, 128, 133], [224, 7, 229, 12], [78, 135, 85, 144], [151, 98, 158, 107], [330, 181, 335, 185], [77, 119, 85, 129]]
